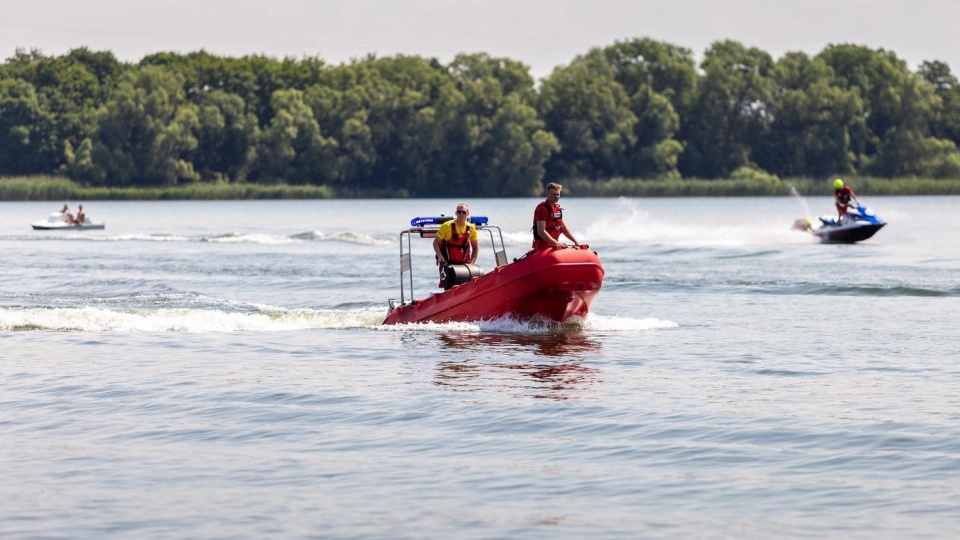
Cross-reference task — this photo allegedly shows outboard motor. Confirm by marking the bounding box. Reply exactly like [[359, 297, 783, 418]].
[[441, 263, 484, 290]]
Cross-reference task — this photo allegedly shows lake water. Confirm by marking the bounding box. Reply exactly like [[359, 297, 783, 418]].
[[2, 196, 959, 539]]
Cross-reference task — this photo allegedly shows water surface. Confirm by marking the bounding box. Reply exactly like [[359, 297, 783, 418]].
[[2, 196, 959, 538]]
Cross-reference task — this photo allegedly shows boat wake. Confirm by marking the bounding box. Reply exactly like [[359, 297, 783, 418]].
[[377, 313, 678, 334], [6, 231, 393, 245], [582, 198, 814, 247], [0, 305, 388, 333], [0, 306, 677, 334]]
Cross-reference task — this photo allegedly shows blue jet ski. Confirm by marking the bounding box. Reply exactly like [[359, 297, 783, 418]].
[[812, 205, 886, 244]]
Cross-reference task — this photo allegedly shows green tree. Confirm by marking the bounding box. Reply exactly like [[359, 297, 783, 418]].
[[141, 51, 328, 126], [601, 38, 698, 110], [919, 61, 960, 147], [539, 51, 637, 181], [0, 77, 59, 174], [818, 45, 958, 177], [1, 48, 121, 175], [598, 39, 695, 178], [680, 40, 776, 178], [443, 53, 556, 196], [190, 90, 259, 182], [472, 94, 559, 196], [758, 52, 864, 177], [90, 66, 200, 186], [333, 110, 376, 185], [256, 88, 337, 184], [314, 55, 454, 195]]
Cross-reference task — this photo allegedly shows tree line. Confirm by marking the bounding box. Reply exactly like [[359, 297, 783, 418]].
[[2, 38, 959, 197]]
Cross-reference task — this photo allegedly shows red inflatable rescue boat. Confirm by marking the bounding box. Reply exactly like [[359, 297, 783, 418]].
[[383, 215, 604, 325]]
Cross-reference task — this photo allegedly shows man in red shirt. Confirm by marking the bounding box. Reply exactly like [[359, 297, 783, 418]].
[[833, 178, 861, 223], [533, 183, 580, 250]]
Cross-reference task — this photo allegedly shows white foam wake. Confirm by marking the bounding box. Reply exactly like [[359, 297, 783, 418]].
[[376, 312, 678, 333], [582, 198, 814, 246], [0, 306, 388, 333], [2, 306, 677, 334]]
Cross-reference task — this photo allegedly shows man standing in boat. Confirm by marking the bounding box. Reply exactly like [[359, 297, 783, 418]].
[[533, 183, 580, 250], [434, 203, 479, 287]]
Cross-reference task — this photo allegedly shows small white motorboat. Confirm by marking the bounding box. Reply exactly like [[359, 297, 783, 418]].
[[31, 212, 105, 230]]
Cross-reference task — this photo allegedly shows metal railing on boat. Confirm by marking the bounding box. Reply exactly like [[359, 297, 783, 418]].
[[393, 215, 508, 308]]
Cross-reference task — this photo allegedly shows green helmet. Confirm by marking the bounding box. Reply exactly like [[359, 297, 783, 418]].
[[833, 178, 844, 189]]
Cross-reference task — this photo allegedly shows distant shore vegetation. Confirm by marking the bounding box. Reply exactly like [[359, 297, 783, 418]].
[[2, 174, 958, 201], [2, 38, 960, 199]]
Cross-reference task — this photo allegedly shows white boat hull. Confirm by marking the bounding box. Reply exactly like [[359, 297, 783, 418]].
[[32, 222, 106, 230]]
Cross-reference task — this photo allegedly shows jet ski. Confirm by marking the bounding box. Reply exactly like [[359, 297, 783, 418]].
[[810, 205, 885, 244]]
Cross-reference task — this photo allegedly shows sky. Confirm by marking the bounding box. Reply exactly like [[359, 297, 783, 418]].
[[3, 0, 959, 79]]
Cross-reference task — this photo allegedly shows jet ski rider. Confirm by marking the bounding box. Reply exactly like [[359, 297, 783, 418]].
[[834, 178, 861, 223]]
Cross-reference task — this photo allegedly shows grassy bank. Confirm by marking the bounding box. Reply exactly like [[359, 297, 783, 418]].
[[2, 175, 960, 201], [0, 176, 341, 201], [565, 176, 960, 197]]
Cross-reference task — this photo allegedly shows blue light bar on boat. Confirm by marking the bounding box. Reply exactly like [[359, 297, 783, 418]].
[[410, 215, 488, 227]]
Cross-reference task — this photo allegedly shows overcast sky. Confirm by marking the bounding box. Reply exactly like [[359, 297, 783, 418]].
[[3, 0, 958, 79]]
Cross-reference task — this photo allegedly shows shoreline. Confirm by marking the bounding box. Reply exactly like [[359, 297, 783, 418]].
[[2, 175, 959, 201]]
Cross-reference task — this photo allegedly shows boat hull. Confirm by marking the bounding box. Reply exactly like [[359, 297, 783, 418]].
[[383, 247, 604, 325], [31, 223, 105, 230], [813, 223, 884, 244]]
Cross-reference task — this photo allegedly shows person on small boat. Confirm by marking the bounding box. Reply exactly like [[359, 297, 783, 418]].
[[533, 182, 580, 250], [58, 204, 76, 224], [833, 178, 860, 223], [433, 203, 479, 288], [74, 204, 86, 226]]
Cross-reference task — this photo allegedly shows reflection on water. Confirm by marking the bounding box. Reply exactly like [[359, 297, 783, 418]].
[[432, 332, 603, 399], [437, 331, 601, 358]]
